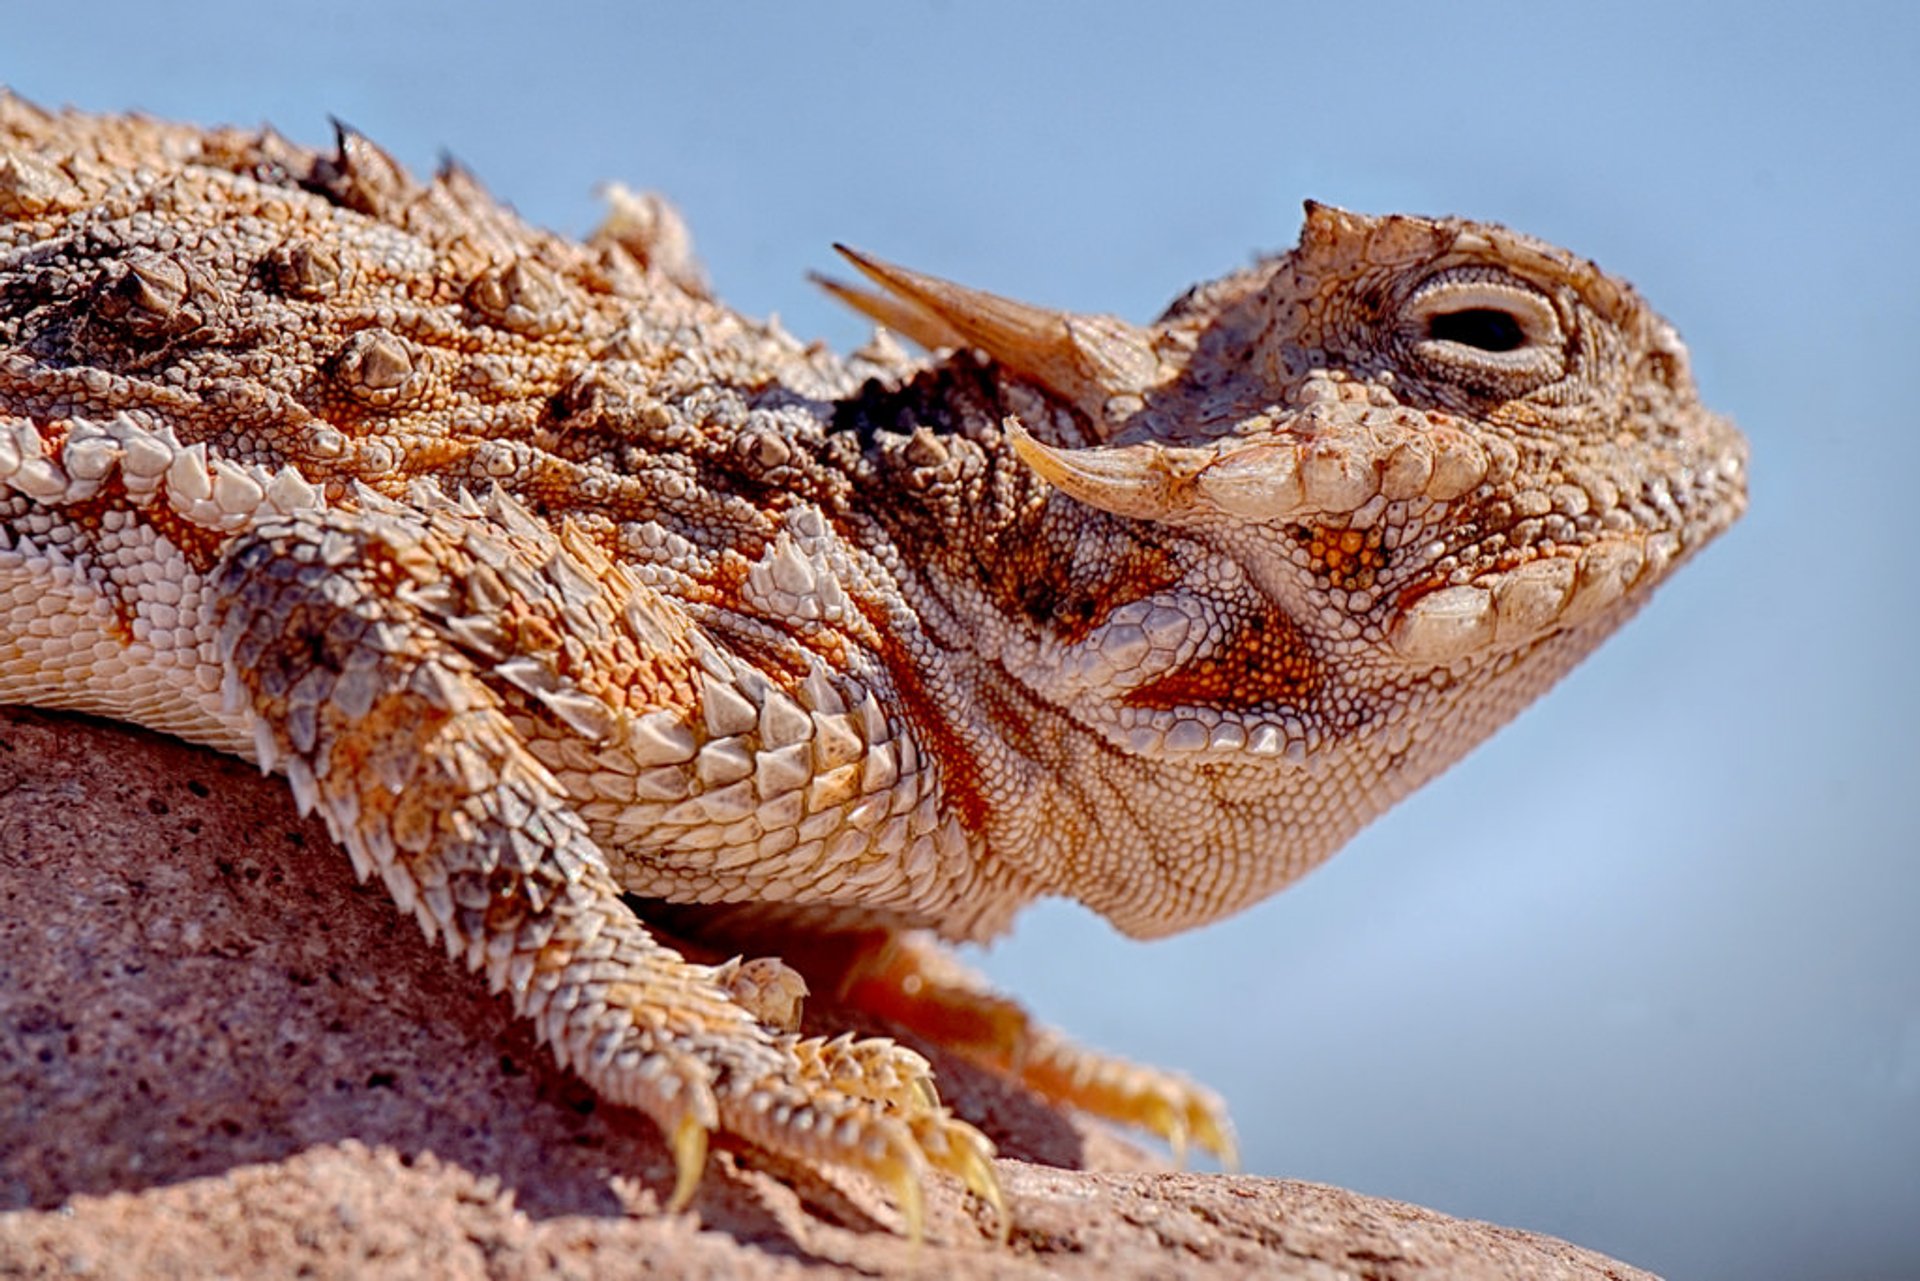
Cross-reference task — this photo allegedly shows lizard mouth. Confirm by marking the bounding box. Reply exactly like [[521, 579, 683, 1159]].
[[1391, 412, 1748, 665], [1387, 520, 1725, 666]]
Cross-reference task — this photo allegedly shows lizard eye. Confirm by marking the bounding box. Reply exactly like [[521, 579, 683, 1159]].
[[1425, 306, 1525, 352], [1400, 268, 1566, 396]]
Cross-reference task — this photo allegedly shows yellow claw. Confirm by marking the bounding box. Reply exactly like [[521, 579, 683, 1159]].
[[906, 1110, 1006, 1242], [1138, 1089, 1238, 1171], [1194, 1107, 1239, 1172], [1164, 1116, 1190, 1170], [1124, 1092, 1187, 1167], [666, 1114, 710, 1213], [956, 1135, 1008, 1245], [891, 1164, 927, 1248]]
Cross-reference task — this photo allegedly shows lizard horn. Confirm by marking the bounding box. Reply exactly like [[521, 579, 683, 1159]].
[[807, 271, 970, 352], [832, 246, 1165, 419], [1006, 420, 1213, 524]]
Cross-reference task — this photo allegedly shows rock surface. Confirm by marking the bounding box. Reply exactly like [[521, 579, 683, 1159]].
[[0, 706, 1656, 1279]]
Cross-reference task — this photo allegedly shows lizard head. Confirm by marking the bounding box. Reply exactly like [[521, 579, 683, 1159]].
[[833, 205, 1748, 934]]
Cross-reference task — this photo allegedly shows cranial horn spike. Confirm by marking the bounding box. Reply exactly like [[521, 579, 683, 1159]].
[[808, 272, 969, 351], [833, 246, 1165, 417], [1005, 419, 1210, 524], [1192, 441, 1310, 522]]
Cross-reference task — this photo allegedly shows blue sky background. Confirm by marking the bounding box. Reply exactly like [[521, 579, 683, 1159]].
[[8, 5, 1916, 1277]]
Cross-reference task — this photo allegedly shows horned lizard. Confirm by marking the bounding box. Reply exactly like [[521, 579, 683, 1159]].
[[0, 95, 1747, 1237]]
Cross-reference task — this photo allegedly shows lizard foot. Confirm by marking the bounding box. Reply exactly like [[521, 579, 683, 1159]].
[[722, 1055, 1004, 1241], [840, 930, 1238, 1168]]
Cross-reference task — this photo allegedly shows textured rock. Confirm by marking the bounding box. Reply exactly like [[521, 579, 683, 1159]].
[[0, 706, 1655, 1279]]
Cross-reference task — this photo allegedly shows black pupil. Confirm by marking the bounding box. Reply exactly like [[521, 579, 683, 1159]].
[[1428, 308, 1526, 352]]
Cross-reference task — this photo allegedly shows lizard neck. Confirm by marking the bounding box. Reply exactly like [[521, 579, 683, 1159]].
[[818, 355, 1250, 937]]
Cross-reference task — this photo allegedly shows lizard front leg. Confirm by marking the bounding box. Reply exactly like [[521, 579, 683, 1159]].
[[213, 488, 999, 1236]]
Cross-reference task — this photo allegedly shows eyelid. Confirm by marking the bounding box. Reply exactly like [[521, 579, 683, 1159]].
[[1397, 268, 1569, 394]]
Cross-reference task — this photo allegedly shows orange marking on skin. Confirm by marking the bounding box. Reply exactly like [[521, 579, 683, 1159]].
[[1123, 604, 1322, 712], [403, 436, 473, 471], [33, 420, 72, 454], [512, 613, 565, 652], [34, 474, 139, 641], [683, 545, 755, 611], [590, 622, 703, 717], [791, 626, 854, 674], [1065, 555, 1182, 645], [1292, 522, 1389, 593], [1490, 401, 1556, 433], [1394, 578, 1454, 615], [851, 593, 989, 835]]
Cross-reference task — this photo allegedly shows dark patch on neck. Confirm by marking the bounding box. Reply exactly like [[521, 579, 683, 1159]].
[[829, 349, 1010, 448], [829, 351, 1191, 648], [976, 505, 1184, 645]]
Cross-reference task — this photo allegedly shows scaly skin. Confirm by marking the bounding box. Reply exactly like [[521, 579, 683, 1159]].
[[0, 94, 1746, 1236]]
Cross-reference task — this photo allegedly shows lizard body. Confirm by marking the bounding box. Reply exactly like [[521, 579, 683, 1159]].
[[0, 96, 1747, 1234]]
